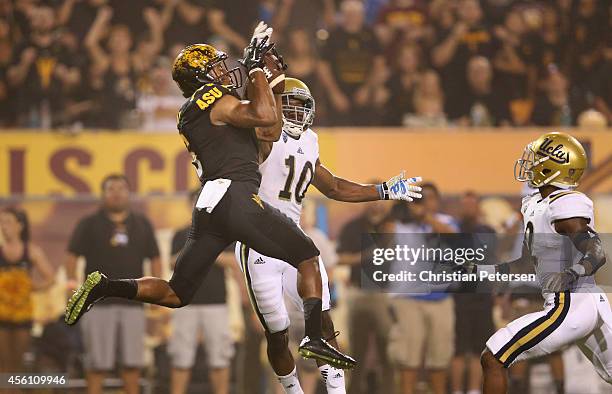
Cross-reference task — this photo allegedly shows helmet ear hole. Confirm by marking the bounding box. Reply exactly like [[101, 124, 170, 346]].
[[542, 169, 551, 175]]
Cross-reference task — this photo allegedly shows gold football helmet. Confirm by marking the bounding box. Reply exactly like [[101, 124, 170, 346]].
[[514, 131, 587, 189], [172, 43, 242, 97], [281, 78, 315, 137]]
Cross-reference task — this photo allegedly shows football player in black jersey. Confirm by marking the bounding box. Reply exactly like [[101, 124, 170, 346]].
[[65, 25, 356, 370]]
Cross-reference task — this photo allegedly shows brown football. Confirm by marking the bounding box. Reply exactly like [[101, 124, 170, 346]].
[[263, 51, 286, 94]]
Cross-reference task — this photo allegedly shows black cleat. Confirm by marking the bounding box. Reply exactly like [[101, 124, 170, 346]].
[[298, 336, 357, 370], [65, 271, 108, 325]]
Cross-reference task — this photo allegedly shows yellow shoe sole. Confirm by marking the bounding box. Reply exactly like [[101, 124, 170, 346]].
[[64, 271, 102, 325]]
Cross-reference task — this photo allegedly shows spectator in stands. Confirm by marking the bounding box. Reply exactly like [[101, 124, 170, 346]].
[[374, 0, 432, 50], [592, 36, 612, 125], [169, 190, 238, 394], [451, 192, 496, 394], [137, 56, 185, 131], [208, 0, 259, 54], [0, 207, 55, 374], [429, 0, 456, 33], [566, 0, 608, 91], [537, 6, 567, 80], [8, 4, 80, 128], [404, 69, 447, 127], [158, 0, 207, 52], [65, 174, 161, 394], [531, 65, 582, 126], [58, 0, 107, 50], [272, 0, 336, 42], [451, 56, 511, 126], [281, 28, 319, 101], [432, 0, 496, 116], [336, 192, 395, 394], [492, 8, 538, 102], [0, 17, 14, 126], [317, 0, 387, 125], [389, 182, 457, 394], [383, 43, 422, 125], [82, 6, 164, 129]]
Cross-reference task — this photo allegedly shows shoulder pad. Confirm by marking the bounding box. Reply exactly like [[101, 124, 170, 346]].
[[548, 191, 593, 222]]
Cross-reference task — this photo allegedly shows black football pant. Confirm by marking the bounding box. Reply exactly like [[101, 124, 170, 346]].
[[169, 181, 319, 304]]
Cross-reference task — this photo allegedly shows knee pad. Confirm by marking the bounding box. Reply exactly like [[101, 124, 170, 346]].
[[250, 278, 290, 333]]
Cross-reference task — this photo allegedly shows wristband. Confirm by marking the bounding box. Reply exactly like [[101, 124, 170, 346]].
[[377, 183, 390, 200], [376, 184, 385, 200]]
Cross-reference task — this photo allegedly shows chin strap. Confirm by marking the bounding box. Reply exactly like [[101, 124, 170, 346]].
[[283, 121, 304, 137]]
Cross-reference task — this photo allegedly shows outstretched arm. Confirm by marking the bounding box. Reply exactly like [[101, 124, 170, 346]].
[[313, 161, 422, 202], [312, 160, 380, 202]]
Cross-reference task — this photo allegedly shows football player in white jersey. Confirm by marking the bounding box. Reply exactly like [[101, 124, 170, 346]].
[[237, 78, 422, 394], [476, 132, 611, 393]]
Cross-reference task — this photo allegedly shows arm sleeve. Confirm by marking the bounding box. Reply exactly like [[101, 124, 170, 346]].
[[549, 192, 594, 223]]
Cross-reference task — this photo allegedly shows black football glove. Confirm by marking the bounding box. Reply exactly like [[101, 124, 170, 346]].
[[240, 36, 274, 74], [268, 47, 288, 72]]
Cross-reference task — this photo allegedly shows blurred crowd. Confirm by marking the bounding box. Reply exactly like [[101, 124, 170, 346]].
[[4, 173, 602, 394], [0, 0, 611, 130]]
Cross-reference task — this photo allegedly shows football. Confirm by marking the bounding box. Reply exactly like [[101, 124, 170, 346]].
[[263, 49, 287, 94]]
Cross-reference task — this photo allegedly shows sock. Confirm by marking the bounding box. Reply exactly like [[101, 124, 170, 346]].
[[467, 390, 481, 394], [277, 367, 304, 394], [319, 365, 346, 394], [106, 279, 138, 299], [303, 298, 322, 339]]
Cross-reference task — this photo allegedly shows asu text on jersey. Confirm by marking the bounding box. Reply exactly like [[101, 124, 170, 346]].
[[177, 83, 261, 185]]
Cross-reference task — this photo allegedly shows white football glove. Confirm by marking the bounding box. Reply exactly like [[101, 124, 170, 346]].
[[381, 171, 423, 202], [251, 21, 273, 46]]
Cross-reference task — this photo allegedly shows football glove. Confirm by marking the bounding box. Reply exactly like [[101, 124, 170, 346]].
[[544, 267, 581, 292], [240, 36, 274, 75], [250, 21, 273, 46], [380, 171, 422, 202]]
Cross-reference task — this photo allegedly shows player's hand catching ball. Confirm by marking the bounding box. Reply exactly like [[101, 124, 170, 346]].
[[380, 171, 422, 202], [240, 36, 273, 74], [250, 21, 273, 46], [263, 48, 288, 94]]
